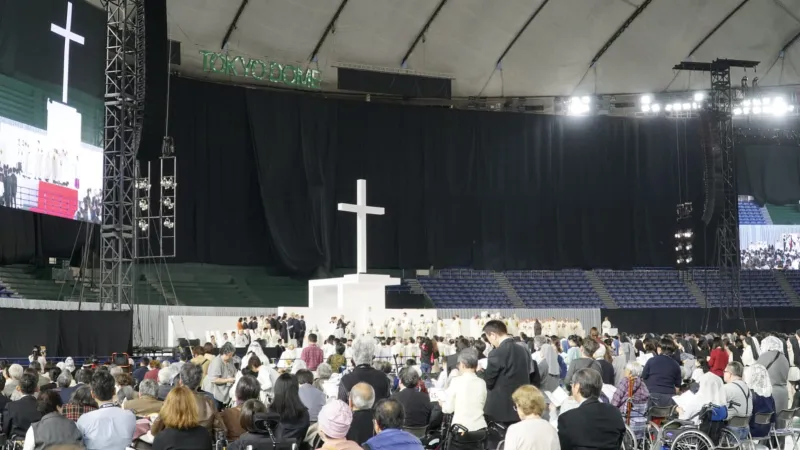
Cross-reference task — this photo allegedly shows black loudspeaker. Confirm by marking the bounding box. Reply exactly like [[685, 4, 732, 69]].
[[700, 114, 724, 224], [139, 0, 168, 162]]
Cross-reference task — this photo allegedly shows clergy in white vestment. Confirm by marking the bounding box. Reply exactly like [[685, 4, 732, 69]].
[[436, 318, 446, 337], [387, 318, 400, 338], [401, 312, 413, 339], [234, 330, 250, 348], [602, 317, 612, 335], [405, 340, 419, 360], [449, 316, 462, 338], [414, 321, 426, 339], [323, 338, 336, 359], [232, 342, 279, 403], [391, 340, 404, 358]]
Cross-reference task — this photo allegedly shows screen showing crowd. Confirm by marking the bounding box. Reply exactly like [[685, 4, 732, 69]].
[[0, 0, 105, 223]]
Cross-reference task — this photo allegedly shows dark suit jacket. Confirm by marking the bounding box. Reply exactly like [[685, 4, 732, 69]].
[[557, 398, 626, 450], [2, 395, 42, 438], [346, 409, 375, 445], [392, 388, 432, 427], [483, 337, 531, 423]]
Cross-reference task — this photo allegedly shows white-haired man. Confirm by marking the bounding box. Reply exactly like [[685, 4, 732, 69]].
[[337, 336, 391, 403], [3, 364, 23, 397]]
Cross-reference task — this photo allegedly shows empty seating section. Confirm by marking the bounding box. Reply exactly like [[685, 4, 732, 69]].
[[418, 269, 514, 309], [386, 282, 412, 294], [596, 269, 696, 308], [506, 270, 603, 308], [693, 269, 790, 307], [739, 200, 770, 225]]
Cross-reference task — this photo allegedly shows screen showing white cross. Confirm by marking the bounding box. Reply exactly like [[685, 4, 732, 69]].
[[51, 1, 85, 104], [338, 179, 384, 274]]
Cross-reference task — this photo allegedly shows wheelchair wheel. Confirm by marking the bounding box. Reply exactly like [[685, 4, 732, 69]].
[[669, 429, 715, 450], [623, 426, 637, 450], [717, 428, 741, 450]]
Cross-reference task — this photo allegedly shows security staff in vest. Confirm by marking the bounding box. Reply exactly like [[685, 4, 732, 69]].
[[23, 390, 83, 449]]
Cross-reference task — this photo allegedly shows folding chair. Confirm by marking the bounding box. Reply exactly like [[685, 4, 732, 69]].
[[770, 408, 800, 450], [404, 425, 428, 439], [749, 412, 774, 450]]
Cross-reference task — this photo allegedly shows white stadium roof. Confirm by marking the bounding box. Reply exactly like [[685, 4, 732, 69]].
[[162, 0, 800, 98]]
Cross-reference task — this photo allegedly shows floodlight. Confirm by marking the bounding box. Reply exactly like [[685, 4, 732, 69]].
[[693, 92, 704, 102], [733, 107, 742, 115], [682, 103, 690, 111], [641, 95, 652, 105], [652, 104, 661, 112], [673, 103, 682, 111], [753, 99, 761, 106], [789, 105, 795, 112], [743, 99, 751, 106], [691, 102, 698, 110], [641, 104, 651, 112], [762, 97, 771, 105], [753, 106, 762, 114], [581, 96, 591, 104], [665, 104, 673, 112], [743, 107, 750, 115]]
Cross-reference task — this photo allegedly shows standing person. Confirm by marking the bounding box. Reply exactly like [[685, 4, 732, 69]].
[[757, 336, 790, 422], [641, 338, 682, 408], [2, 373, 41, 439], [481, 320, 530, 448], [709, 337, 729, 378], [337, 337, 391, 403], [441, 348, 487, 433], [204, 342, 237, 410], [300, 334, 324, 371], [602, 317, 612, 336]]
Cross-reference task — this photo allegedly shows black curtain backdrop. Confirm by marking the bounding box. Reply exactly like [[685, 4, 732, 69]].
[[604, 307, 800, 334], [0, 308, 132, 357], [0, 207, 95, 265], [737, 145, 800, 205], [169, 77, 709, 273]]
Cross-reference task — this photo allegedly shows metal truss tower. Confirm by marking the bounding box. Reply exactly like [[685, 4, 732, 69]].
[[100, 0, 145, 310], [673, 58, 758, 326]]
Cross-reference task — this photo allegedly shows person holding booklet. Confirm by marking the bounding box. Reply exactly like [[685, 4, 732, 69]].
[[674, 372, 727, 424]]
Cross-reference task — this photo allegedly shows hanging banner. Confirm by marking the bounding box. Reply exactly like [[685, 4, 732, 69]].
[[199, 50, 322, 89]]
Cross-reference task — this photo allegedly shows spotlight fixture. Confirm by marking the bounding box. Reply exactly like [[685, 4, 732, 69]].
[[567, 97, 590, 115], [735, 96, 795, 117], [651, 104, 661, 112], [641, 104, 651, 112], [641, 95, 652, 105], [693, 92, 704, 102]]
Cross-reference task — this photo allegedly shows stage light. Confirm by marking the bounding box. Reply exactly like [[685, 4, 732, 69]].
[[686, 244, 692, 251], [763, 105, 773, 114], [673, 103, 682, 111], [693, 92, 704, 102], [691, 102, 698, 110], [686, 257, 692, 264], [674, 232, 681, 239], [753, 106, 762, 114], [789, 105, 795, 112], [682, 103, 691, 111], [137, 219, 148, 231], [763, 97, 771, 105], [676, 246, 681, 252], [641, 104, 651, 112], [138, 199, 148, 211], [743, 99, 751, 107], [665, 104, 673, 112], [733, 107, 743, 115], [641, 95, 652, 105], [581, 96, 591, 105], [164, 218, 175, 229], [567, 97, 590, 115], [651, 104, 661, 112], [753, 99, 761, 106], [743, 107, 750, 115]]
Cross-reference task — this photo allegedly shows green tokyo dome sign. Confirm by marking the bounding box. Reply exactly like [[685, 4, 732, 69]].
[[200, 50, 322, 89]]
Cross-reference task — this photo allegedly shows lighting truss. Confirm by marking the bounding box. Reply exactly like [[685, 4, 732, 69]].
[[99, 0, 145, 310], [136, 137, 177, 258]]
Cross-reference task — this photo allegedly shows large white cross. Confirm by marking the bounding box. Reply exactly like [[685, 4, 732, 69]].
[[338, 179, 384, 274], [51, 2, 85, 104]]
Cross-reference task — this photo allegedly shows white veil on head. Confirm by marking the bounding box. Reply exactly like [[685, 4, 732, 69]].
[[744, 364, 773, 397], [540, 344, 560, 376], [697, 372, 726, 406], [761, 336, 784, 354], [241, 342, 268, 369]]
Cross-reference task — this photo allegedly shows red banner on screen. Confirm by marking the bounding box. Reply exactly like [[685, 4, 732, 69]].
[[29, 181, 78, 219]]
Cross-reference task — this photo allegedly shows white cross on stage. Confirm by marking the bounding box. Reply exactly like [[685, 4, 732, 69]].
[[51, 1, 85, 104], [338, 179, 384, 274]]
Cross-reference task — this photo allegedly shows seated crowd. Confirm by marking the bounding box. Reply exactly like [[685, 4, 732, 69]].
[[1, 325, 799, 450]]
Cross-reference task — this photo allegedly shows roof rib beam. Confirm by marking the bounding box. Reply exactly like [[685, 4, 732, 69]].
[[684, 0, 751, 60], [587, 0, 653, 69], [495, 0, 550, 67], [763, 29, 800, 78], [400, 0, 448, 67], [221, 0, 250, 50], [309, 0, 350, 62]]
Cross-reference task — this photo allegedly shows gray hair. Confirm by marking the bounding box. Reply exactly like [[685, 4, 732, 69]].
[[533, 336, 548, 351], [117, 385, 136, 403], [157, 367, 173, 385], [109, 365, 123, 377], [625, 361, 643, 377], [139, 379, 159, 398], [573, 368, 603, 399], [316, 363, 332, 379], [727, 361, 744, 378], [457, 348, 479, 370], [8, 364, 23, 381], [57, 372, 72, 388], [352, 336, 376, 366], [220, 342, 235, 355], [350, 382, 375, 410], [180, 362, 203, 390]]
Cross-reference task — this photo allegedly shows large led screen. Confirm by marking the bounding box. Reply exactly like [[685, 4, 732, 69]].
[[0, 0, 105, 222]]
